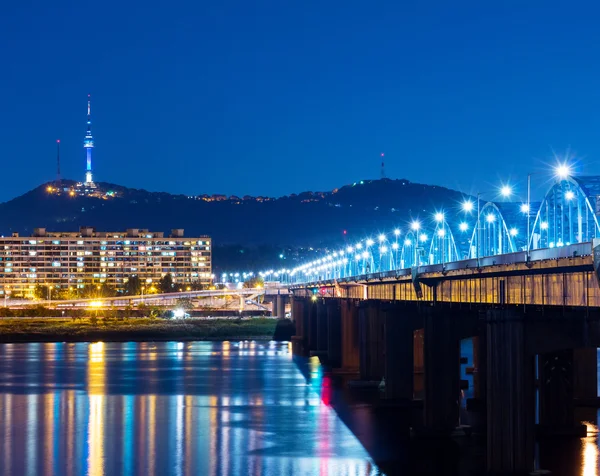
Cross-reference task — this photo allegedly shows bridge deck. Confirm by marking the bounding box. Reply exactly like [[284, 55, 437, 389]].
[[292, 242, 600, 308]]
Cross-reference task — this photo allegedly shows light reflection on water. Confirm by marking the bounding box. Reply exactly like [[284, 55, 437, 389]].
[[0, 341, 381, 476]]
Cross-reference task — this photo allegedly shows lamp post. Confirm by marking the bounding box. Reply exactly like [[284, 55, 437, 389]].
[[410, 221, 421, 267]]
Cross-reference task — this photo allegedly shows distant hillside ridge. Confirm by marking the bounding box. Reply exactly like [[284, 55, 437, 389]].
[[0, 178, 472, 246]]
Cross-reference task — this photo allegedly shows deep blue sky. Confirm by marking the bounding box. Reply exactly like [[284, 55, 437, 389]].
[[2, 1, 600, 202]]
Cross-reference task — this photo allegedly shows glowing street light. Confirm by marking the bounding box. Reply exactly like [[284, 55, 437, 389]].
[[419, 234, 428, 243], [434, 212, 444, 222], [510, 228, 518, 237], [541, 221, 549, 230], [392, 242, 399, 250], [520, 203, 530, 213], [555, 163, 571, 179], [411, 220, 421, 231], [462, 200, 474, 212], [404, 239, 412, 246], [378, 234, 386, 242], [486, 214, 496, 223], [500, 185, 512, 198], [459, 222, 468, 232], [437, 228, 446, 237], [380, 246, 388, 253], [366, 238, 374, 247], [565, 190, 575, 201], [394, 229, 401, 236]]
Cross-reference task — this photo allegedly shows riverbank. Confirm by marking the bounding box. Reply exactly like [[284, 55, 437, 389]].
[[0, 317, 295, 343]]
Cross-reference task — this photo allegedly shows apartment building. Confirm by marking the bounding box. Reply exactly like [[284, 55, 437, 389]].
[[0, 227, 211, 297]]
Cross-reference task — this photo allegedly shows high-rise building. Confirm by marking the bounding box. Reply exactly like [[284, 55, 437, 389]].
[[84, 94, 94, 184], [0, 228, 212, 298]]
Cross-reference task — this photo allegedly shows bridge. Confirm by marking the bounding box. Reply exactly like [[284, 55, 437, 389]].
[[285, 170, 600, 474], [20, 286, 291, 317]]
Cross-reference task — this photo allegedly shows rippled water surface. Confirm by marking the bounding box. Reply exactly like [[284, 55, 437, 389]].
[[0, 341, 381, 476]]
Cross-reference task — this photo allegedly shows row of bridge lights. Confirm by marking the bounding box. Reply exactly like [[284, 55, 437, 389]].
[[280, 163, 574, 280]]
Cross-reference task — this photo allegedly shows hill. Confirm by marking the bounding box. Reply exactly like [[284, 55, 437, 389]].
[[0, 179, 472, 251], [0, 178, 471, 248]]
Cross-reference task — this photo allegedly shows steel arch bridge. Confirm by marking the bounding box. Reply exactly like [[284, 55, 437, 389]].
[[286, 175, 600, 285], [467, 202, 521, 259], [529, 177, 600, 249]]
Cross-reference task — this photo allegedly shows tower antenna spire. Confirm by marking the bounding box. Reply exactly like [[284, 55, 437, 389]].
[[56, 139, 61, 183], [380, 153, 386, 179], [84, 94, 94, 185]]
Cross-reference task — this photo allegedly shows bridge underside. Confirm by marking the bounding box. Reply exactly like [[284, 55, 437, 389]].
[[290, 242, 600, 474]]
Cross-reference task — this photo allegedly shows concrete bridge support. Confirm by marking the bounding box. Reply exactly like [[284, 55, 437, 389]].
[[358, 300, 385, 382], [573, 347, 598, 405], [422, 307, 461, 436], [326, 299, 342, 368], [291, 297, 309, 354], [339, 299, 360, 373], [486, 308, 535, 475], [380, 302, 422, 403], [314, 300, 329, 355]]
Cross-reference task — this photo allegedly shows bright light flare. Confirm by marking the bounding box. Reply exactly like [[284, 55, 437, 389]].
[[411, 220, 421, 231], [510, 228, 518, 236], [555, 163, 571, 179], [378, 234, 386, 242], [434, 212, 444, 222], [366, 239, 374, 247], [565, 190, 575, 201], [394, 229, 401, 236], [392, 242, 399, 250], [462, 200, 474, 212], [437, 229, 445, 237], [500, 185, 512, 197], [459, 222, 469, 232], [404, 239, 412, 246], [541, 221, 549, 230], [486, 214, 496, 223], [520, 204, 530, 213], [419, 234, 428, 242]]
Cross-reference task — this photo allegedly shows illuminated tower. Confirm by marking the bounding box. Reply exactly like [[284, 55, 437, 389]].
[[84, 94, 94, 184]]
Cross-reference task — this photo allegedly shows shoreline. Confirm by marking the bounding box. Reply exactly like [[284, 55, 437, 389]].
[[0, 317, 295, 344]]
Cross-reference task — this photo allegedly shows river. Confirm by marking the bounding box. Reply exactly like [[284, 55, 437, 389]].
[[0, 341, 599, 475]]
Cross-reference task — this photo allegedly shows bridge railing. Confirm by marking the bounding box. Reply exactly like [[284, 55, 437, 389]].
[[291, 241, 594, 288]]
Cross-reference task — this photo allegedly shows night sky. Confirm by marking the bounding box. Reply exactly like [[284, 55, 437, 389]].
[[2, 1, 599, 202]]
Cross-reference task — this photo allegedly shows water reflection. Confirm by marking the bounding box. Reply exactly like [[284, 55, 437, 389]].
[[583, 422, 599, 476], [0, 341, 379, 476]]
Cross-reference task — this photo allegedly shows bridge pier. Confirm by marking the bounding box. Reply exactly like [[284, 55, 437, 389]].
[[337, 299, 360, 373], [486, 308, 535, 475], [422, 307, 461, 436], [381, 302, 422, 403], [573, 347, 598, 405], [312, 300, 329, 356], [291, 296, 309, 354], [358, 300, 385, 383], [326, 299, 342, 368]]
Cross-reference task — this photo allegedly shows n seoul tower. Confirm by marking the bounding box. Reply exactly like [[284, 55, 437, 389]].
[[83, 94, 94, 184]]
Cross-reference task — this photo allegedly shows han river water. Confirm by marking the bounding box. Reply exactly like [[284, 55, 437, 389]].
[[0, 340, 600, 475]]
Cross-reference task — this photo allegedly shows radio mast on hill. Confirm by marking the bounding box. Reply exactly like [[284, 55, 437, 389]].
[[380, 153, 386, 179], [56, 139, 61, 183]]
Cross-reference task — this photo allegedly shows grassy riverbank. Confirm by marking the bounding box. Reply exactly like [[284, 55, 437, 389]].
[[0, 317, 295, 343]]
